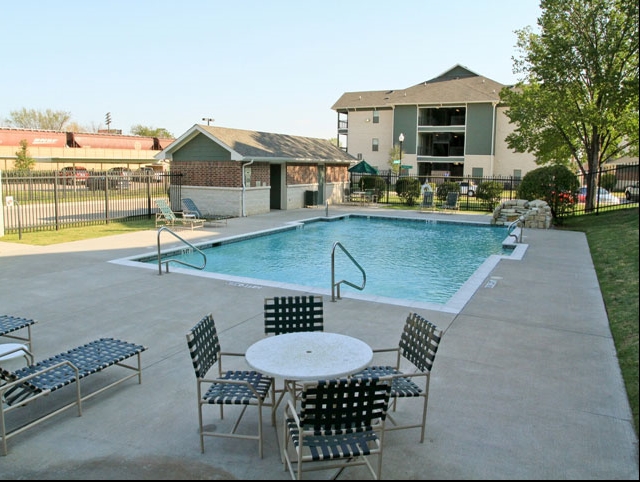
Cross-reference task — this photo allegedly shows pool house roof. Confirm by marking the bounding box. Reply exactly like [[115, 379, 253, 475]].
[[156, 124, 354, 164]]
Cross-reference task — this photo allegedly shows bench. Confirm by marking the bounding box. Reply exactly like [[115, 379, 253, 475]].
[[0, 337, 147, 455]]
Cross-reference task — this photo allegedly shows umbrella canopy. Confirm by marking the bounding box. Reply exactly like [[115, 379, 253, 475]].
[[348, 160, 379, 174]]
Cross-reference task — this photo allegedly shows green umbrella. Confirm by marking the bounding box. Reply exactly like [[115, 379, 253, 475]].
[[348, 160, 378, 174]]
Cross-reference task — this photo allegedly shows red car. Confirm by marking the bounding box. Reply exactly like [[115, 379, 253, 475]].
[[59, 166, 89, 185]]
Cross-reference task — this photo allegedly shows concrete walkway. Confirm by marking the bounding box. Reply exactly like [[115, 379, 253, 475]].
[[0, 205, 637, 479]]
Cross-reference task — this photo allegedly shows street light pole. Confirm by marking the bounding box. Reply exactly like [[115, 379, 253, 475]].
[[398, 133, 405, 177]]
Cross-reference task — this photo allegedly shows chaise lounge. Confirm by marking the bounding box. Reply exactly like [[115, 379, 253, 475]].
[[181, 198, 230, 226], [155, 199, 205, 230], [0, 337, 147, 455]]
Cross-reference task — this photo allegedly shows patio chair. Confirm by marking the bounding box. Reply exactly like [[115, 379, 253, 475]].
[[181, 198, 230, 226], [154, 199, 205, 229], [0, 337, 146, 456], [264, 296, 324, 336], [421, 191, 435, 211], [282, 376, 392, 480], [263, 296, 324, 416], [352, 312, 443, 442], [442, 191, 459, 210], [185, 313, 275, 458]]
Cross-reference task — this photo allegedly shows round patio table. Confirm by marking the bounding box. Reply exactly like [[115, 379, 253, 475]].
[[245, 331, 372, 381]]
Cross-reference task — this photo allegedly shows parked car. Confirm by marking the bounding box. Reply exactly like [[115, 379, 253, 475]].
[[86, 176, 120, 191], [106, 167, 132, 189], [132, 166, 161, 182], [624, 182, 639, 202], [58, 166, 89, 185], [576, 186, 620, 204], [458, 181, 477, 196]]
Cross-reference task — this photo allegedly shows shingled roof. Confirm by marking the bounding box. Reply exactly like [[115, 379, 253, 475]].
[[158, 124, 354, 163], [331, 64, 507, 110]]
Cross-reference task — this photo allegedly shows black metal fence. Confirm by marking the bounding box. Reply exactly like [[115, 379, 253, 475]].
[[2, 163, 637, 235], [349, 162, 639, 216], [1, 170, 182, 235]]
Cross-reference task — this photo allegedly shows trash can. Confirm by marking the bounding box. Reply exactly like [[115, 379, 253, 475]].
[[305, 190, 318, 207]]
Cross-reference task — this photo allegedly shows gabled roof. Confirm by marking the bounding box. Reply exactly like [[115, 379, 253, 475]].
[[331, 64, 506, 111], [156, 124, 354, 163]]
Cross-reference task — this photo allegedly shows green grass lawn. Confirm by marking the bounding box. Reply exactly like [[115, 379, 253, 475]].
[[2, 208, 638, 435], [1, 219, 157, 245]]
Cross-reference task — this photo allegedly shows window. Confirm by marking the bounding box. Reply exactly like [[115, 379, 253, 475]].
[[357, 153, 363, 160], [513, 169, 522, 179], [472, 167, 483, 178], [373, 110, 379, 124], [372, 138, 379, 152]]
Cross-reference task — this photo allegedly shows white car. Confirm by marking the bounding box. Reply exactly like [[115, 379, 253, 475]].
[[458, 181, 477, 196], [624, 182, 639, 202]]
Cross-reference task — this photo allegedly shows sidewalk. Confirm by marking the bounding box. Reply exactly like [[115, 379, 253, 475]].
[[0, 206, 637, 479]]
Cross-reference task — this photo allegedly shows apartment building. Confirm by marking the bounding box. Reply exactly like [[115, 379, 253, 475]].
[[332, 64, 537, 180]]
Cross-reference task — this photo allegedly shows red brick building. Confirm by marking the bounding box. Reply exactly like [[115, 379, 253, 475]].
[[157, 124, 354, 217]]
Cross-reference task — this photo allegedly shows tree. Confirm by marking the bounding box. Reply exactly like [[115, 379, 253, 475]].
[[388, 145, 404, 174], [14, 139, 35, 171], [500, 0, 639, 211], [130, 124, 174, 138], [7, 108, 71, 130]]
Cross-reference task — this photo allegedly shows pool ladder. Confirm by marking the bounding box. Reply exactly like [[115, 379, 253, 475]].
[[156, 226, 207, 275], [507, 216, 524, 243], [331, 241, 366, 302]]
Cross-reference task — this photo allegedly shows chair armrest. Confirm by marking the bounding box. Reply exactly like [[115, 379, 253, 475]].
[[1, 359, 80, 401], [371, 347, 399, 354], [219, 351, 246, 358], [198, 376, 263, 399], [283, 399, 301, 426], [0, 345, 34, 365]]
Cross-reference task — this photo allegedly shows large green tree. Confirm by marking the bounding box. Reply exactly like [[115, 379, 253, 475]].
[[7, 108, 71, 131], [130, 124, 174, 138], [500, 0, 639, 211]]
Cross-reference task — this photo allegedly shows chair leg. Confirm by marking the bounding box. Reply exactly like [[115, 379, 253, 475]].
[[198, 402, 205, 453], [258, 400, 264, 459], [420, 382, 431, 443]]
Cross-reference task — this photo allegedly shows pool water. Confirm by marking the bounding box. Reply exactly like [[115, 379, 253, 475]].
[[150, 215, 512, 307]]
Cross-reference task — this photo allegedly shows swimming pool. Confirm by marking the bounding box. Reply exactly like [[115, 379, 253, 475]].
[[120, 214, 525, 313]]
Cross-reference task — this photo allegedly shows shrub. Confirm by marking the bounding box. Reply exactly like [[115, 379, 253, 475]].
[[517, 165, 579, 218], [395, 177, 421, 205], [435, 181, 459, 202], [359, 175, 387, 200], [476, 181, 504, 210], [600, 173, 617, 192]]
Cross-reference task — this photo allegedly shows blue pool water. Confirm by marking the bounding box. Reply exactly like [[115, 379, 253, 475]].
[[149, 215, 511, 307]]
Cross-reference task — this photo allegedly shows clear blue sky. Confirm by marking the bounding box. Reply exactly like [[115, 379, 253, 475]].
[[2, 0, 541, 140]]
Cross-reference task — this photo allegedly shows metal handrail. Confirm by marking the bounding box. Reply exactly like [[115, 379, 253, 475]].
[[156, 226, 207, 275], [331, 241, 366, 302], [507, 216, 524, 243]]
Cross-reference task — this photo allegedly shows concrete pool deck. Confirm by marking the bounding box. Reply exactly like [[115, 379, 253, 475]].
[[0, 205, 637, 479]]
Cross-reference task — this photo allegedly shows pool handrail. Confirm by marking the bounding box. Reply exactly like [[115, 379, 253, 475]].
[[507, 216, 524, 243], [331, 241, 366, 302], [156, 226, 207, 275]]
